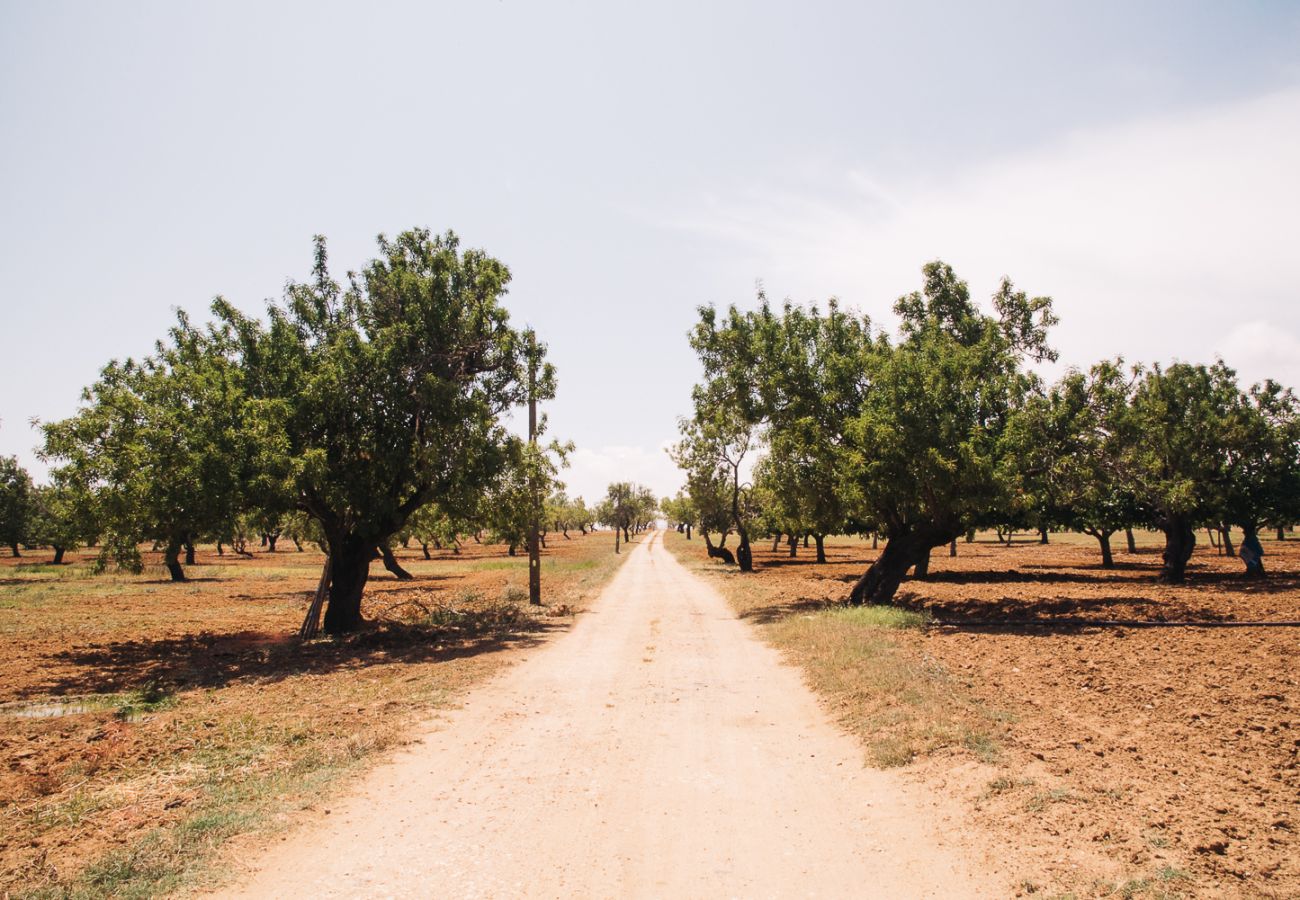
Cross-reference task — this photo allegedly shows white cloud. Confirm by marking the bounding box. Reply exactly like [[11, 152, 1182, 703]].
[[664, 87, 1300, 388], [562, 441, 682, 504]]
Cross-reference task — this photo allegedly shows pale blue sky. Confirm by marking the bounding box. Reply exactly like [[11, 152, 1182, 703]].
[[3, 1, 1299, 500]]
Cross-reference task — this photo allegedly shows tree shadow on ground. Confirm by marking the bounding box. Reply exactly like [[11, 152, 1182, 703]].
[[738, 596, 838, 626], [820, 566, 1300, 594], [22, 612, 564, 700]]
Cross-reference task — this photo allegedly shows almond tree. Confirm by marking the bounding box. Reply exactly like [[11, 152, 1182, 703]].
[[1002, 360, 1139, 568], [220, 229, 544, 633], [1119, 361, 1246, 583]]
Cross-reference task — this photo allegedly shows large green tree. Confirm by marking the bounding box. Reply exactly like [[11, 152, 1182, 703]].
[[221, 229, 543, 633], [1002, 360, 1140, 568], [1120, 361, 1250, 583], [843, 264, 1056, 603]]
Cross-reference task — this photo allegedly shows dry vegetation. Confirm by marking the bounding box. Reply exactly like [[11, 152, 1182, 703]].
[[0, 531, 627, 898], [665, 529, 1298, 899]]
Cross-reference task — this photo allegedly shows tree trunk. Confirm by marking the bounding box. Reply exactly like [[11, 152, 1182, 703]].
[[9, 542, 20, 558], [787, 534, 798, 557], [1206, 527, 1220, 552], [1096, 531, 1114, 569], [52, 545, 65, 565], [1279, 526, 1286, 541], [702, 529, 735, 565], [850, 529, 945, 605], [685, 523, 691, 540], [1242, 524, 1266, 577], [378, 544, 413, 580], [261, 533, 268, 547], [1158, 517, 1196, 584], [421, 542, 432, 560], [1220, 524, 1235, 558], [622, 525, 631, 543], [735, 526, 753, 572], [1125, 527, 1137, 553], [965, 528, 976, 543], [912, 547, 931, 579], [266, 534, 278, 553], [615, 526, 620, 554], [1039, 527, 1049, 544], [803, 534, 810, 548], [292, 537, 303, 552], [508, 543, 518, 557], [872, 532, 878, 549], [164, 537, 187, 582], [217, 541, 224, 556], [815, 533, 826, 563], [772, 533, 782, 552], [949, 538, 957, 558], [184, 539, 196, 566], [323, 536, 372, 635]]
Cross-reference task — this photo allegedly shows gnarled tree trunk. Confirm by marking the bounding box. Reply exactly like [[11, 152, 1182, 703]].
[[1220, 523, 1235, 558], [1092, 530, 1114, 569], [702, 529, 735, 565], [814, 533, 826, 563], [849, 524, 957, 605], [1158, 516, 1196, 584], [377, 544, 413, 580], [164, 537, 186, 582], [1125, 527, 1137, 553], [52, 545, 65, 565], [323, 535, 372, 634]]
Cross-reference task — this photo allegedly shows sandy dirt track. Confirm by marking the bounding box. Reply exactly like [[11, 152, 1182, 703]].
[[215, 530, 997, 898]]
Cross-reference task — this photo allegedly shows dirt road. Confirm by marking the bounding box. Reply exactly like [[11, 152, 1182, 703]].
[[216, 530, 996, 898]]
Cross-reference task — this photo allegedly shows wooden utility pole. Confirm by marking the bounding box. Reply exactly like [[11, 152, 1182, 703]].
[[527, 332, 542, 606]]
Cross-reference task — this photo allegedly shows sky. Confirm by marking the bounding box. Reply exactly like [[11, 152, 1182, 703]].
[[2, 1, 1299, 503]]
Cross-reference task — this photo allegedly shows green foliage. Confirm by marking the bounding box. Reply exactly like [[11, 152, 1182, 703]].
[[0, 455, 34, 555], [28, 483, 98, 561], [1002, 360, 1140, 561], [845, 263, 1056, 546], [40, 313, 250, 576], [483, 434, 572, 551], [659, 490, 697, 532], [215, 228, 546, 632], [597, 482, 657, 534], [678, 261, 1056, 597], [1121, 361, 1245, 524]]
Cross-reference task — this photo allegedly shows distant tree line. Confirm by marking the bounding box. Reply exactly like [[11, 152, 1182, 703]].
[[668, 261, 1300, 603]]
